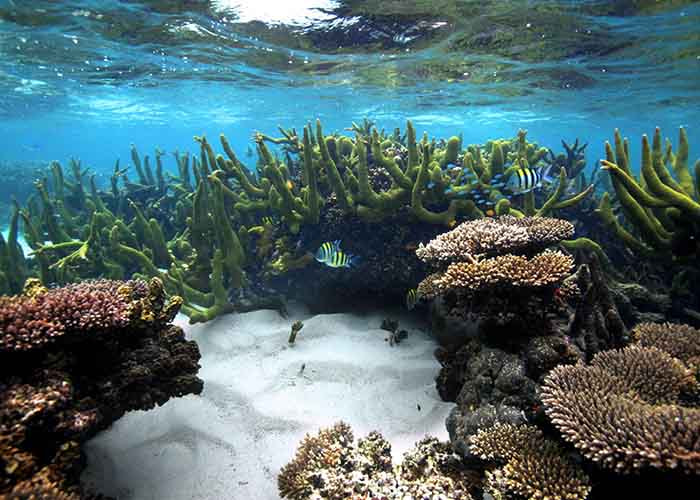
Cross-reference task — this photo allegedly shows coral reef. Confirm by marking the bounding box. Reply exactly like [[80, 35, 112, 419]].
[[0, 278, 203, 499], [542, 337, 700, 473], [8, 121, 597, 320], [597, 127, 700, 261], [469, 423, 591, 500], [0, 202, 28, 296], [278, 422, 474, 499], [566, 256, 628, 358], [429, 250, 574, 295], [416, 216, 576, 329], [632, 321, 700, 371]]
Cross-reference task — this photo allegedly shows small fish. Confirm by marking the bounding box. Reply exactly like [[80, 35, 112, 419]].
[[427, 181, 435, 188], [314, 240, 359, 268], [417, 403, 421, 411], [406, 288, 418, 310], [504, 166, 555, 194], [286, 179, 295, 190], [299, 363, 306, 375], [261, 216, 274, 226], [404, 242, 418, 251], [485, 209, 496, 217], [448, 219, 458, 228], [246, 145, 254, 157]]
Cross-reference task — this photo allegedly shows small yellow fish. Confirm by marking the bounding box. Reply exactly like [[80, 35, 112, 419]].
[[485, 209, 495, 217], [286, 179, 295, 191], [447, 219, 458, 228]]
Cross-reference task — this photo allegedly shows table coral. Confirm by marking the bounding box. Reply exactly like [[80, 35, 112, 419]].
[[542, 343, 700, 473], [416, 216, 574, 264]]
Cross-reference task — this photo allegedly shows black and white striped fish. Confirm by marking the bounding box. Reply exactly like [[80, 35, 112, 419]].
[[503, 166, 555, 194]]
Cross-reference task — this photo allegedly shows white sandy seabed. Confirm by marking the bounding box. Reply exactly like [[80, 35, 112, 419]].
[[82, 304, 455, 500]]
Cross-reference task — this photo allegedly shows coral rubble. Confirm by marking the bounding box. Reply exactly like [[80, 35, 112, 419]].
[[278, 422, 474, 499]]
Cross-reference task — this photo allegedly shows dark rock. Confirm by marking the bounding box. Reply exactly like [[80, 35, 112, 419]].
[[446, 403, 526, 461]]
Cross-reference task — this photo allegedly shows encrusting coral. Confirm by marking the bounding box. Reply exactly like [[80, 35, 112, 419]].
[[541, 336, 700, 473], [278, 422, 474, 499], [469, 423, 591, 500], [0, 278, 203, 498]]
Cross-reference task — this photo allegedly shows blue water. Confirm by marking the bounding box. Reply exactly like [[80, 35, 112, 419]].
[[1, 0, 699, 183]]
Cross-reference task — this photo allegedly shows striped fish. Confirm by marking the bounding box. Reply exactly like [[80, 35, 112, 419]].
[[505, 166, 555, 194], [405, 288, 418, 310], [314, 240, 359, 268]]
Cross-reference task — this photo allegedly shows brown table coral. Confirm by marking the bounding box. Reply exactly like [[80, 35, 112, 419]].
[[416, 215, 574, 264], [542, 339, 700, 473]]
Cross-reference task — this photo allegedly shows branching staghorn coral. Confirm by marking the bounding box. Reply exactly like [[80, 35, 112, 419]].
[[0, 202, 27, 295], [596, 127, 700, 260], [542, 343, 700, 473], [278, 422, 474, 500], [469, 423, 591, 500], [12, 121, 596, 323]]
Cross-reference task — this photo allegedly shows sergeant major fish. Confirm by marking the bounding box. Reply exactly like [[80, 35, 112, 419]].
[[504, 165, 556, 194], [315, 240, 359, 268], [405, 288, 418, 310]]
